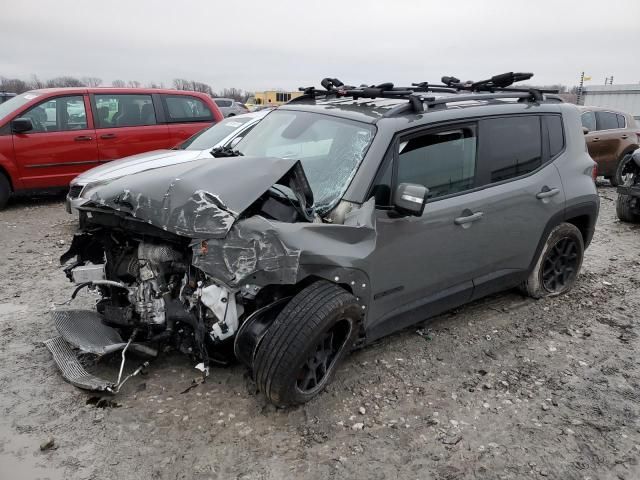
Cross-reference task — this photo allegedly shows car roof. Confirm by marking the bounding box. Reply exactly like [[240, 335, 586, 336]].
[[24, 87, 213, 97], [278, 92, 562, 125], [231, 109, 272, 120], [577, 105, 630, 115]]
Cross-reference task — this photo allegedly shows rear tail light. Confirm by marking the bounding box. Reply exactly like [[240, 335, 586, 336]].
[[636, 131, 640, 143], [591, 163, 598, 182]]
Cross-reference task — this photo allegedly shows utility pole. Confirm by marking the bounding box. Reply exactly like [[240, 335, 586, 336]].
[[577, 71, 585, 105]]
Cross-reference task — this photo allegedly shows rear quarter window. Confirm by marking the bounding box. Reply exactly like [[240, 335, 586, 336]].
[[546, 115, 565, 158]]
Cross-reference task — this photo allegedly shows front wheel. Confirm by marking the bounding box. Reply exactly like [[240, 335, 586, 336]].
[[253, 280, 361, 407], [522, 223, 584, 299], [616, 193, 640, 223], [611, 154, 633, 187], [0, 174, 10, 210]]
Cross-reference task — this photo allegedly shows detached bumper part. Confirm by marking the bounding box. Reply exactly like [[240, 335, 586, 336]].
[[45, 336, 115, 392], [45, 310, 128, 392]]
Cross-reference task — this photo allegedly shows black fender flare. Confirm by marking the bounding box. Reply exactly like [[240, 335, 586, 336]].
[[527, 200, 599, 275]]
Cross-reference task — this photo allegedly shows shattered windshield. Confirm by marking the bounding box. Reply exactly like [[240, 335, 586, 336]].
[[235, 110, 375, 212]]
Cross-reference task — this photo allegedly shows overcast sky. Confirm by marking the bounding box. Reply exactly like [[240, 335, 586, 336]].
[[2, 0, 639, 92]]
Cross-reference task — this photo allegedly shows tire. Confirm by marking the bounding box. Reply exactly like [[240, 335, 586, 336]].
[[253, 280, 361, 407], [522, 223, 584, 299], [0, 173, 10, 210], [611, 154, 633, 187], [616, 193, 640, 223]]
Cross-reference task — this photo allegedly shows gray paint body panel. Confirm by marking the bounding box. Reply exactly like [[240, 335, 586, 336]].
[[76, 96, 599, 344]]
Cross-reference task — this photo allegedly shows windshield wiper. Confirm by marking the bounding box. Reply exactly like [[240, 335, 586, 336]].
[[210, 146, 244, 158]]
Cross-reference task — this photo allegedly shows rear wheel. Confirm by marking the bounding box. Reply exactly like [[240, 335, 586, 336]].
[[616, 193, 640, 223], [523, 223, 584, 299], [0, 174, 11, 210], [253, 280, 361, 407]]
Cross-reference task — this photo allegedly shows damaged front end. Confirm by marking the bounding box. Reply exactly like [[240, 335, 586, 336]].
[[47, 155, 375, 395]]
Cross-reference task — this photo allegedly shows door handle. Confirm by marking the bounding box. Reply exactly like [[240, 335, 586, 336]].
[[591, 137, 599, 142], [454, 211, 484, 225], [100, 133, 117, 139], [74, 135, 93, 141], [621, 134, 628, 139], [536, 187, 560, 199]]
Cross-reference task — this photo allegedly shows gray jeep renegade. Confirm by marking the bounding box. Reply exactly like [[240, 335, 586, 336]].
[[48, 73, 599, 406]]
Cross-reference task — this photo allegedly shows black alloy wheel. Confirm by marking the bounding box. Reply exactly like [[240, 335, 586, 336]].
[[541, 237, 579, 292], [296, 320, 351, 394]]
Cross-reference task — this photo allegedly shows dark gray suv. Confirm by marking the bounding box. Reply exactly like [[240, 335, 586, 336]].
[[48, 73, 599, 406]]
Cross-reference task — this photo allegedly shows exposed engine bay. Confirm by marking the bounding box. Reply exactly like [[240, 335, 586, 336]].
[[66, 236, 244, 361], [46, 154, 376, 396]]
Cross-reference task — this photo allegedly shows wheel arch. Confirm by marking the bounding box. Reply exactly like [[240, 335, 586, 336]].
[[0, 164, 14, 192], [528, 200, 599, 274], [241, 267, 370, 362]]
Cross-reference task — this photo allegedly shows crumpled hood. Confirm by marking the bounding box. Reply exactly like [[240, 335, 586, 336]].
[[82, 155, 312, 239], [73, 149, 210, 185]]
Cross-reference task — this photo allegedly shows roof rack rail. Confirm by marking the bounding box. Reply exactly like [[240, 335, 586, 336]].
[[288, 73, 559, 114]]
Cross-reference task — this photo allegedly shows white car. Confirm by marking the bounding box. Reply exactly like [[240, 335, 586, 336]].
[[66, 110, 270, 213]]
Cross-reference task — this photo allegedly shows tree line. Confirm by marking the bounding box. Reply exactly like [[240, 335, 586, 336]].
[[0, 75, 253, 102]]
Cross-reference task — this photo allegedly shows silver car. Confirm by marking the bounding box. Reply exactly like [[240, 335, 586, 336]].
[[66, 110, 269, 212], [213, 98, 249, 117]]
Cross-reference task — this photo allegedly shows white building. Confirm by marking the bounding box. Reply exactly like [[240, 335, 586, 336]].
[[582, 84, 640, 120]]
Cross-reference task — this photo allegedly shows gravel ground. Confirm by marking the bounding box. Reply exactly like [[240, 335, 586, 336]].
[[0, 186, 639, 480]]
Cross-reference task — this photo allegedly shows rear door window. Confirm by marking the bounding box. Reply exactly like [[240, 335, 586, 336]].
[[164, 95, 213, 123], [94, 94, 156, 128], [21, 95, 88, 132], [477, 116, 542, 184], [616, 114, 626, 129], [581, 111, 596, 132], [396, 126, 477, 200], [214, 99, 233, 107], [595, 111, 619, 131]]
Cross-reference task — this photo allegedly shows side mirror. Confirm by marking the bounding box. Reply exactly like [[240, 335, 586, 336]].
[[229, 136, 242, 149], [582, 126, 589, 135], [11, 117, 34, 134], [393, 183, 429, 216]]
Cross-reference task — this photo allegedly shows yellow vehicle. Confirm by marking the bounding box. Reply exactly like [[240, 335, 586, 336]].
[[246, 90, 303, 110]]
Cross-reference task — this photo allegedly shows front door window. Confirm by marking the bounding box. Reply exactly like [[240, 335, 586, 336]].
[[21, 96, 87, 132]]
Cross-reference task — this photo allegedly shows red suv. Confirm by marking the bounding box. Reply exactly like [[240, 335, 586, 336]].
[[0, 88, 223, 209]]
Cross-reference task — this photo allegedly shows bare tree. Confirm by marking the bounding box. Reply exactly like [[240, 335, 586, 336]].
[[147, 81, 165, 89], [29, 75, 46, 89], [0, 77, 31, 94], [112, 79, 126, 87], [82, 77, 102, 87], [45, 76, 85, 88], [173, 78, 214, 96], [219, 87, 250, 102], [127, 80, 141, 88]]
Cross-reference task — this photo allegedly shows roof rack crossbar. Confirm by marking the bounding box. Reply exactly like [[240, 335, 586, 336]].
[[423, 91, 531, 108], [289, 73, 559, 113]]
